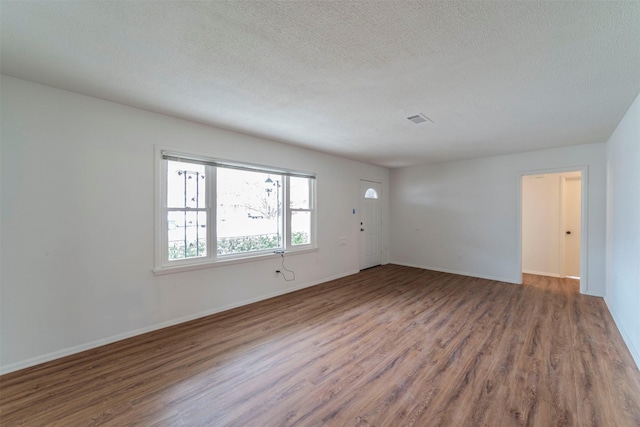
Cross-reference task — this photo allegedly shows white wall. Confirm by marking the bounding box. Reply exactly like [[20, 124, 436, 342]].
[[0, 76, 390, 374], [606, 92, 640, 368], [389, 143, 606, 292]]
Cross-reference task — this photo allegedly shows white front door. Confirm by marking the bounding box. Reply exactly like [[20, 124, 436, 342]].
[[563, 176, 581, 277], [360, 180, 382, 270]]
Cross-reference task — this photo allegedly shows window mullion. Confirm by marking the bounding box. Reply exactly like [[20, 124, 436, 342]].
[[161, 157, 169, 265], [311, 179, 316, 244], [284, 175, 291, 249], [209, 166, 217, 260]]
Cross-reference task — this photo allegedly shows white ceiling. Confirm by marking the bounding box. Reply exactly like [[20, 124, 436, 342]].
[[2, 1, 639, 168]]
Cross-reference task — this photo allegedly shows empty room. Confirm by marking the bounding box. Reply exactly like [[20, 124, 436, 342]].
[[1, 1, 639, 426]]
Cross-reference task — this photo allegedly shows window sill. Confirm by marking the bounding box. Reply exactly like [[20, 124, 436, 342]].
[[153, 247, 318, 276]]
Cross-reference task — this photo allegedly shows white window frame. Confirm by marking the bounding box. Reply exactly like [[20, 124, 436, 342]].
[[286, 176, 316, 250], [154, 147, 317, 275]]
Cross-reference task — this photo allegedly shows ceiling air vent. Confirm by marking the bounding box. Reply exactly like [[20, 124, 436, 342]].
[[407, 113, 432, 125]]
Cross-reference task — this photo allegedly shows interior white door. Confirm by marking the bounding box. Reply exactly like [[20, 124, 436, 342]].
[[360, 180, 382, 270], [563, 177, 581, 277]]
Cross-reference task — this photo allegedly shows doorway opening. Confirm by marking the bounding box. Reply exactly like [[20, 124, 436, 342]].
[[520, 168, 586, 292]]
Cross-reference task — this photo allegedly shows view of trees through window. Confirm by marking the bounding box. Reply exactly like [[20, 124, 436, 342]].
[[289, 176, 312, 246], [217, 168, 283, 255], [166, 160, 312, 261], [167, 161, 207, 260]]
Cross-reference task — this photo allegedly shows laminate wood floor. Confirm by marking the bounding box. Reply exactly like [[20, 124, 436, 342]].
[[2, 265, 640, 426]]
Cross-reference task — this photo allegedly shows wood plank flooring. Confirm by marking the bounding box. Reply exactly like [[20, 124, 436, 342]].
[[1, 265, 640, 426]]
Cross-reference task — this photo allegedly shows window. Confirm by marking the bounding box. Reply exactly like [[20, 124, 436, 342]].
[[157, 149, 316, 271], [364, 188, 379, 199], [289, 176, 313, 246]]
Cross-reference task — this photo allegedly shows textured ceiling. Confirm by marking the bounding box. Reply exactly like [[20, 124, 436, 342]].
[[2, 1, 639, 167]]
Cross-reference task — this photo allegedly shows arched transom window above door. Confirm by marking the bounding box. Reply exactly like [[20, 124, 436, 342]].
[[364, 188, 378, 199]]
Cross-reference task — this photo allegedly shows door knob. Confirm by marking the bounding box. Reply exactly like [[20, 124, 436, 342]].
[[566, 231, 571, 235], [361, 228, 364, 231]]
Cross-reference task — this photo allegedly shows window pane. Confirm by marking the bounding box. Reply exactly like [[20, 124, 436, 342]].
[[289, 177, 310, 209], [364, 188, 378, 199], [217, 169, 283, 255], [168, 210, 207, 260], [167, 160, 206, 208], [291, 211, 311, 246]]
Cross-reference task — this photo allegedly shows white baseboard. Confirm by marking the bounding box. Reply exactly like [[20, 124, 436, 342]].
[[0, 270, 359, 376], [604, 297, 640, 371], [582, 289, 605, 297], [389, 261, 518, 284], [522, 269, 563, 278]]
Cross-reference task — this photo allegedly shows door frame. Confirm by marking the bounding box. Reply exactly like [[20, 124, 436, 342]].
[[517, 165, 589, 294], [359, 178, 383, 270]]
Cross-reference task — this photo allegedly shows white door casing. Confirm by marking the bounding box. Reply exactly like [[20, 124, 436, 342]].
[[519, 166, 588, 294], [360, 180, 382, 270]]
